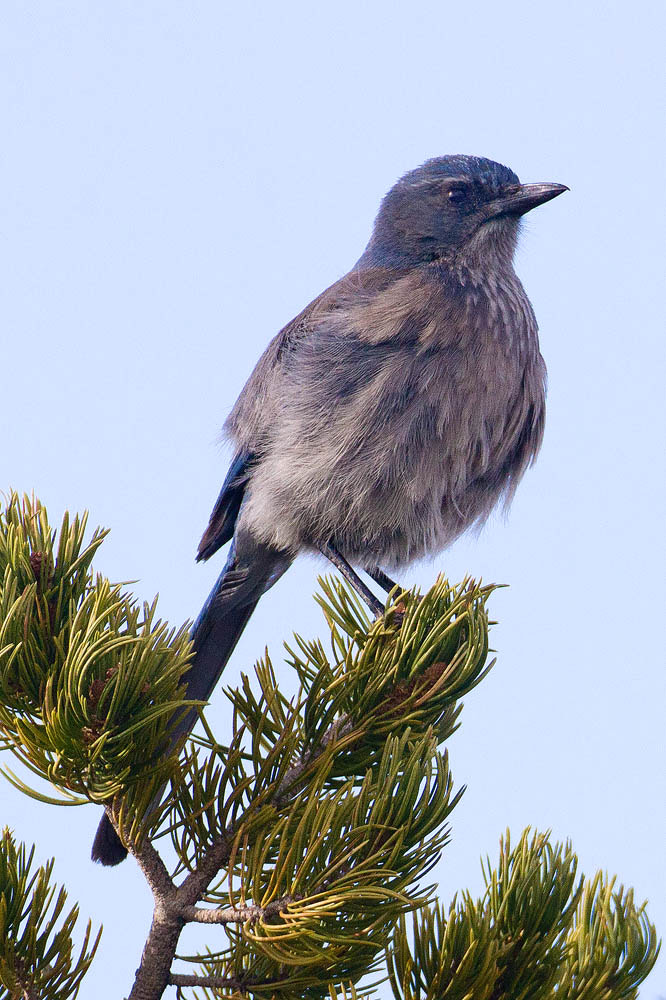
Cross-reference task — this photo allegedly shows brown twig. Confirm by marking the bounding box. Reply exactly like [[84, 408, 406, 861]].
[[181, 895, 297, 925], [128, 828, 175, 901], [127, 904, 185, 1000]]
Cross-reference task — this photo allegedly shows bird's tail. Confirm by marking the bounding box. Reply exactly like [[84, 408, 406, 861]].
[[91, 537, 292, 865]]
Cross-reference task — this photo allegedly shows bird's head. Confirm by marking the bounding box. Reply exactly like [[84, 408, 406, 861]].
[[361, 155, 567, 269]]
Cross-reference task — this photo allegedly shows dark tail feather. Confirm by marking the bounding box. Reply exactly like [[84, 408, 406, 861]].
[[91, 811, 129, 866], [91, 538, 292, 865]]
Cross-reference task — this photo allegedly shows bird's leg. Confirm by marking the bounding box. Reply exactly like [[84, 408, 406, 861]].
[[366, 566, 400, 595], [316, 541, 385, 618]]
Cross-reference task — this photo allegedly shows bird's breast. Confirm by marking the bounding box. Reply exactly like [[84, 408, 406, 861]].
[[236, 265, 545, 563]]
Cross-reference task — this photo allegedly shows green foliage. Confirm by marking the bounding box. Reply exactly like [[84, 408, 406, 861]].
[[185, 733, 453, 996], [168, 575, 494, 996], [0, 828, 99, 999], [168, 574, 492, 871], [0, 496, 660, 998], [299, 574, 495, 757], [386, 829, 660, 1000], [0, 493, 195, 843], [556, 874, 661, 998]]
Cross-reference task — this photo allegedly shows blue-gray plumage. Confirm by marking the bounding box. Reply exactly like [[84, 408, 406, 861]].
[[92, 154, 566, 864]]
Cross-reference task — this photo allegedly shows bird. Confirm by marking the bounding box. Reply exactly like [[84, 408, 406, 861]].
[[92, 154, 567, 864]]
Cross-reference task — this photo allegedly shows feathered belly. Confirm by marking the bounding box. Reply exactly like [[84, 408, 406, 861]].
[[238, 357, 545, 567]]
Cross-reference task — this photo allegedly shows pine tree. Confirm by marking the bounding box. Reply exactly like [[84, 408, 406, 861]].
[[0, 494, 659, 999]]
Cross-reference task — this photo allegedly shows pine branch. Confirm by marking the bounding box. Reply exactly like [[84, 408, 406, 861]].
[[386, 829, 660, 1000], [114, 809, 174, 900], [127, 903, 185, 1000], [174, 714, 358, 904], [181, 896, 296, 925], [1, 496, 660, 999], [0, 828, 100, 999]]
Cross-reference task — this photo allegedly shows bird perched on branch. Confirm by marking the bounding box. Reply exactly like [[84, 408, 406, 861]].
[[93, 154, 566, 864]]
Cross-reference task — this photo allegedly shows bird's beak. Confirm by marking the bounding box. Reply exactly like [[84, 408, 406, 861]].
[[486, 182, 569, 219]]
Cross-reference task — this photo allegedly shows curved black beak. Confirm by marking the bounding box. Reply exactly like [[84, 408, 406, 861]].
[[487, 182, 569, 219]]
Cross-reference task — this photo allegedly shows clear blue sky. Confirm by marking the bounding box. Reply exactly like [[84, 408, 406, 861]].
[[2, 1, 664, 995]]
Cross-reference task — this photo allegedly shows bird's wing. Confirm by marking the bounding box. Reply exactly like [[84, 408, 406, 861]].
[[197, 449, 256, 561], [224, 266, 413, 445], [195, 278, 354, 564], [199, 266, 424, 561]]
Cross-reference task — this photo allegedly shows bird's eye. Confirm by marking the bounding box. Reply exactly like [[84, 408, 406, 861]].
[[447, 185, 468, 204]]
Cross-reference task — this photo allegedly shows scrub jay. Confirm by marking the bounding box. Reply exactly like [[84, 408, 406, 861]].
[[92, 154, 566, 864]]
